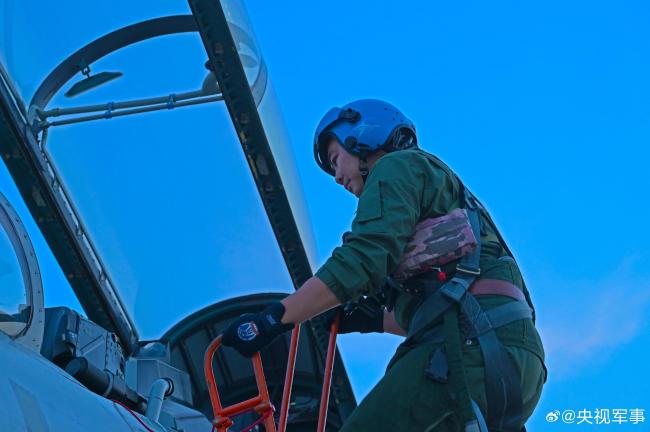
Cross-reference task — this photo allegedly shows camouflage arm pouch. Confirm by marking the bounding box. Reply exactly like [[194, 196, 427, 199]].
[[393, 208, 478, 281]]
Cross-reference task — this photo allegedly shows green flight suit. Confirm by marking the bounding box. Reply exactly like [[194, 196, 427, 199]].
[[315, 148, 546, 431]]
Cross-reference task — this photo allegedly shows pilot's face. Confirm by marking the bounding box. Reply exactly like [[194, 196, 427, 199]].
[[327, 139, 365, 197]]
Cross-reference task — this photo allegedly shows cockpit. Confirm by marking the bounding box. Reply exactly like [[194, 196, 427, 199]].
[[0, 1, 355, 430]]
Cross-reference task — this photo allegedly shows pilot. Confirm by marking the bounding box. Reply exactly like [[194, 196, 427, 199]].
[[223, 99, 546, 431]]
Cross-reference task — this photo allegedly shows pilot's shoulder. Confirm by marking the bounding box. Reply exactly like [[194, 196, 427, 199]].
[[372, 148, 437, 175]]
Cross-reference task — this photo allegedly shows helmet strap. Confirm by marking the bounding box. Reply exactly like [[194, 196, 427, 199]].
[[359, 157, 369, 183]]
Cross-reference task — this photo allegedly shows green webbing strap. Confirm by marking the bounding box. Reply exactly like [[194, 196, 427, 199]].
[[464, 188, 537, 323], [471, 400, 490, 432], [415, 301, 533, 345], [443, 306, 479, 431], [458, 291, 524, 431], [406, 277, 467, 340], [445, 197, 483, 431], [404, 185, 526, 431], [464, 302, 533, 339]]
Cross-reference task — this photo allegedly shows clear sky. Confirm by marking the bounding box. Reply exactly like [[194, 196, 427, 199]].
[[247, 2, 650, 430], [2, 1, 650, 431]]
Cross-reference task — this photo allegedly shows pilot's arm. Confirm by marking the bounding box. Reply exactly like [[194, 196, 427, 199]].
[[222, 154, 427, 356]]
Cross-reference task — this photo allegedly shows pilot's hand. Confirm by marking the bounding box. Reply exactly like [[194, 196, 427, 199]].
[[221, 302, 293, 357], [322, 297, 384, 334]]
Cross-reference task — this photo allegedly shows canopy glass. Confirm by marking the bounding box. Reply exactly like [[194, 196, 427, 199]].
[[1, 0, 316, 339]]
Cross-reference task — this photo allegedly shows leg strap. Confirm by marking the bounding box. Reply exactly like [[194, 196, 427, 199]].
[[471, 399, 490, 432], [459, 293, 524, 432], [414, 293, 531, 431]]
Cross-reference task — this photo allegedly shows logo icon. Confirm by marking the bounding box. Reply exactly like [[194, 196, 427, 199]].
[[546, 410, 560, 423], [237, 321, 259, 341]]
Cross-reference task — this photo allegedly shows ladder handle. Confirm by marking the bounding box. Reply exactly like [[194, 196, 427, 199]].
[[317, 313, 340, 432], [204, 335, 276, 432], [278, 324, 301, 432]]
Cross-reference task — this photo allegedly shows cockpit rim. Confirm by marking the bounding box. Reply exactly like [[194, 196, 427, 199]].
[[0, 191, 44, 351]]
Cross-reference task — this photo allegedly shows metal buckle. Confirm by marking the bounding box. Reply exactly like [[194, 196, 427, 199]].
[[455, 264, 481, 276]]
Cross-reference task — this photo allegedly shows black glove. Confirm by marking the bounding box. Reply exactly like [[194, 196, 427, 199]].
[[221, 302, 293, 357], [323, 297, 385, 334]]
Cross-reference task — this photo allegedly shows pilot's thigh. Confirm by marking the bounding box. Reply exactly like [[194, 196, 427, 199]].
[[340, 342, 462, 432], [463, 343, 546, 428]]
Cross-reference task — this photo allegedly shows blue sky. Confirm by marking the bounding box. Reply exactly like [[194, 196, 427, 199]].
[[247, 1, 650, 430], [2, 1, 650, 430]]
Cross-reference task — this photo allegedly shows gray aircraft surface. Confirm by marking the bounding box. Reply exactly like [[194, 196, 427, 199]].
[[0, 1, 357, 431]]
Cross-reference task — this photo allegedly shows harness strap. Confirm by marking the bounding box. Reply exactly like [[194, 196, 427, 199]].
[[464, 302, 533, 339], [458, 293, 524, 431], [426, 154, 537, 322], [444, 307, 477, 429], [412, 300, 533, 345], [472, 399, 490, 432], [406, 277, 464, 339], [413, 294, 527, 431], [441, 198, 483, 429], [464, 188, 537, 323], [401, 193, 528, 431]]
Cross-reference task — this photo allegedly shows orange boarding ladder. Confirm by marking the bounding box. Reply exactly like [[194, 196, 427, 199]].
[[204, 316, 340, 432]]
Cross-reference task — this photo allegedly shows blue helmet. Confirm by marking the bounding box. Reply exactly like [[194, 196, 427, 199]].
[[313, 99, 417, 175]]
